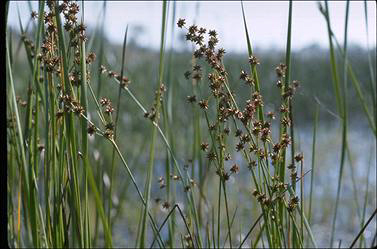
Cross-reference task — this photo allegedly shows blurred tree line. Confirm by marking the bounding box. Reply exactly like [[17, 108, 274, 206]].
[[8, 26, 376, 156]]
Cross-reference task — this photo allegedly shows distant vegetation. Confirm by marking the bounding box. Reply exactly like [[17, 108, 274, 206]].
[[9, 26, 376, 127]]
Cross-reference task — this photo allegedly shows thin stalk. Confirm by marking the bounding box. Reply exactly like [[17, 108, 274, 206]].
[[139, 1, 167, 247], [222, 181, 233, 248], [282, 1, 293, 245], [318, 2, 376, 136], [328, 1, 349, 247], [7, 17, 31, 241], [212, 207, 215, 249], [240, 1, 264, 120], [163, 1, 177, 245], [5, 1, 9, 27], [345, 143, 361, 218], [363, 0, 376, 120], [359, 150, 373, 248], [350, 209, 377, 248], [252, 222, 265, 248], [108, 25, 128, 236], [113, 78, 203, 247], [287, 185, 317, 248], [16, 7, 33, 71], [96, 1, 107, 97], [149, 204, 194, 248], [80, 2, 91, 247], [239, 214, 263, 249], [223, 206, 238, 247], [55, 4, 84, 247], [110, 140, 164, 248], [308, 104, 319, 224], [300, 160, 304, 244], [217, 176, 222, 248]]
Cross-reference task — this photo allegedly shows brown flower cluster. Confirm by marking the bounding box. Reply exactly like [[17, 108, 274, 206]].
[[58, 94, 84, 117], [98, 97, 115, 139], [99, 65, 131, 88], [179, 18, 305, 215], [143, 84, 167, 122]]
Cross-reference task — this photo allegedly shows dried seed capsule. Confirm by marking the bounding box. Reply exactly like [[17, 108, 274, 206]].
[[177, 18, 186, 28]]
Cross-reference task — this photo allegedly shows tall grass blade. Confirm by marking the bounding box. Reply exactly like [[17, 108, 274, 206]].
[[308, 104, 319, 225], [108, 25, 128, 237], [318, 3, 376, 136], [162, 1, 177, 246], [358, 149, 373, 248], [349, 208, 377, 248], [80, 2, 91, 247], [240, 1, 264, 120], [139, 2, 167, 247], [283, 1, 294, 246], [363, 0, 376, 120], [96, 1, 107, 97], [7, 23, 31, 247], [327, 1, 349, 246]]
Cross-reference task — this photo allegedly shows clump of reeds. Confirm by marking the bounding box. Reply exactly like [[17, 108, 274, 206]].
[[175, 15, 315, 248], [7, 1, 376, 248]]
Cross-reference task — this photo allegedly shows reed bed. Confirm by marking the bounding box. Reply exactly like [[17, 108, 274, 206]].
[[7, 1, 376, 248]]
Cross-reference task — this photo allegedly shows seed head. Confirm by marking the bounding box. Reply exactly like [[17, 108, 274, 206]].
[[293, 80, 300, 88], [198, 99, 208, 110], [187, 95, 197, 103], [88, 124, 96, 136], [184, 70, 191, 79], [193, 73, 202, 81], [172, 175, 181, 180], [193, 64, 201, 72], [281, 116, 291, 127], [208, 30, 217, 37], [207, 152, 216, 161], [235, 129, 242, 137], [217, 48, 226, 59], [31, 11, 38, 19], [162, 201, 170, 209], [104, 129, 114, 140], [105, 122, 115, 131], [105, 105, 114, 114], [99, 65, 107, 74], [245, 77, 255, 86], [275, 67, 284, 78], [236, 142, 244, 152], [86, 52, 96, 64], [294, 153, 304, 162], [248, 161, 257, 170], [280, 105, 289, 113], [188, 25, 198, 34], [177, 18, 186, 28], [200, 142, 209, 151], [198, 27, 206, 34], [99, 97, 111, 107], [230, 164, 239, 174], [287, 163, 296, 170], [240, 70, 248, 80], [249, 55, 260, 66]]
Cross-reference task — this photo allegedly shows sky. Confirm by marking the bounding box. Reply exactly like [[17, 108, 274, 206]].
[[8, 1, 376, 52]]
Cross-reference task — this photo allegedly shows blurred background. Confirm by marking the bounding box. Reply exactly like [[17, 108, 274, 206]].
[[8, 1, 377, 51], [7, 1, 376, 247]]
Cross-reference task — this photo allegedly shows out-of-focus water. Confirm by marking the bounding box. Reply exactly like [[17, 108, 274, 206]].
[[29, 123, 376, 248], [110, 123, 376, 248]]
